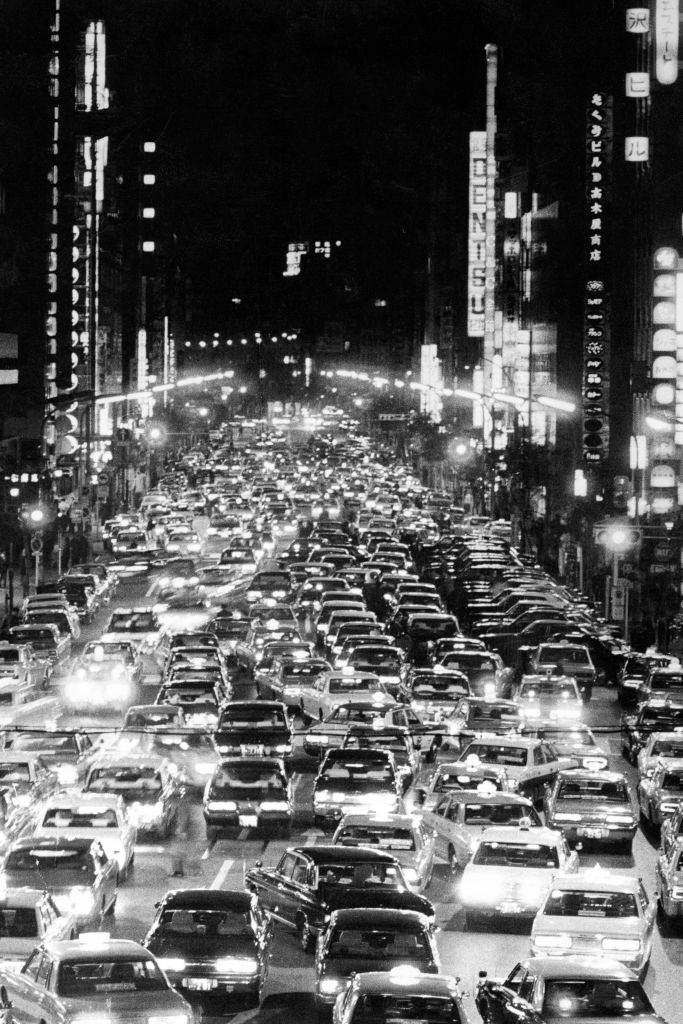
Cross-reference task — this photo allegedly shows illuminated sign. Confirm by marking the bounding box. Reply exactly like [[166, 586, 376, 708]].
[[625, 72, 650, 97], [625, 136, 650, 161], [467, 131, 486, 337], [656, 0, 679, 84], [626, 8, 650, 31], [582, 93, 612, 464]]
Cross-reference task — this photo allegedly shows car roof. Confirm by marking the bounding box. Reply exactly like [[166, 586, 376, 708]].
[[446, 791, 533, 806], [328, 907, 430, 928], [40, 793, 122, 809], [44, 937, 154, 962], [465, 735, 537, 749], [11, 835, 98, 851], [549, 871, 639, 894], [353, 971, 460, 996], [160, 888, 253, 910], [289, 845, 399, 865], [0, 888, 52, 908], [337, 813, 421, 829], [557, 768, 626, 783], [520, 954, 637, 981]]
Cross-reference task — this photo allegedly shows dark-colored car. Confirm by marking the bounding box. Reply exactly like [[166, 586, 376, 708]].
[[621, 700, 683, 763], [315, 907, 438, 1011], [214, 701, 292, 759], [143, 888, 273, 1010], [245, 845, 433, 952], [203, 757, 291, 839], [544, 769, 637, 853]]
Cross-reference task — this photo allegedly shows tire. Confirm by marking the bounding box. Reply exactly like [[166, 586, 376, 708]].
[[297, 915, 315, 953]]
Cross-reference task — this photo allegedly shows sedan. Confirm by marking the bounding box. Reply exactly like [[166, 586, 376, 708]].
[[332, 812, 436, 892], [32, 792, 137, 881]]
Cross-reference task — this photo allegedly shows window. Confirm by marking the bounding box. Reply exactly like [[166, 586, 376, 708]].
[[277, 853, 297, 879], [22, 949, 43, 982], [291, 860, 308, 886], [36, 953, 52, 988], [504, 964, 527, 992]]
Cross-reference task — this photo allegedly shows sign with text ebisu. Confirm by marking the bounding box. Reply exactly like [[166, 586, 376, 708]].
[[582, 93, 612, 466]]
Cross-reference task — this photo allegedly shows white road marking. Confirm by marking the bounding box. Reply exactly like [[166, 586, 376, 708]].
[[210, 858, 234, 889]]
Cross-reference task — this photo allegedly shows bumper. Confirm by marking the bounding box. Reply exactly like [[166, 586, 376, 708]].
[[529, 943, 648, 972], [313, 801, 400, 824], [169, 971, 263, 997], [205, 810, 291, 829], [551, 822, 637, 845], [466, 897, 544, 918]]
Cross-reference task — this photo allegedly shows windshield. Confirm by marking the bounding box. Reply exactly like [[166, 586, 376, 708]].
[[159, 906, 254, 938], [463, 802, 537, 826], [87, 767, 162, 794], [108, 613, 157, 632], [519, 682, 578, 699], [317, 862, 403, 888], [41, 806, 118, 829], [413, 680, 468, 701], [352, 994, 460, 1023], [662, 772, 683, 791], [472, 842, 559, 868], [651, 740, 683, 757], [336, 825, 415, 851], [641, 709, 683, 727], [84, 643, 134, 663], [57, 959, 167, 996], [319, 761, 394, 790], [350, 650, 401, 668], [462, 743, 527, 767], [5, 847, 93, 877], [0, 651, 19, 664], [211, 620, 249, 639], [328, 926, 429, 960], [211, 765, 285, 798], [542, 979, 651, 1018], [219, 707, 286, 728], [539, 647, 590, 665], [557, 779, 629, 802], [651, 674, 683, 690], [329, 677, 380, 694], [9, 733, 77, 754], [542, 889, 638, 918]]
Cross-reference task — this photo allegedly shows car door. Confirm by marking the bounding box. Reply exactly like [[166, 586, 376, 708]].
[[14, 949, 52, 1024], [422, 795, 452, 859], [259, 852, 297, 921], [638, 879, 656, 953]]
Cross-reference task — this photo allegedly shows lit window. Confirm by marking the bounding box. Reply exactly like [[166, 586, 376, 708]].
[[143, 174, 155, 185], [143, 142, 156, 153], [142, 207, 155, 219], [142, 241, 155, 253]]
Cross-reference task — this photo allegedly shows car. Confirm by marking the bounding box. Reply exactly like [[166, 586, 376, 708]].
[[617, 653, 674, 705], [2, 936, 192, 1024], [456, 736, 571, 804], [245, 845, 433, 952], [0, 752, 60, 808], [544, 769, 637, 852], [524, 640, 598, 700], [398, 668, 470, 729], [332, 968, 469, 1024], [530, 870, 656, 978], [460, 821, 578, 928], [214, 701, 292, 759], [332, 813, 436, 892], [143, 888, 273, 1010], [313, 748, 404, 829], [637, 667, 683, 705], [54, 577, 99, 623], [316, 908, 439, 1011], [1, 837, 118, 927], [622, 700, 683, 763], [637, 730, 683, 778], [123, 703, 186, 731], [203, 757, 291, 839], [406, 759, 511, 811], [61, 645, 142, 712], [1, 732, 96, 788], [247, 570, 295, 604], [637, 758, 683, 828], [514, 674, 583, 723], [521, 721, 610, 771], [99, 607, 162, 677], [7, 625, 70, 678], [445, 696, 523, 750], [655, 835, 683, 925], [421, 791, 541, 872], [476, 955, 667, 1024], [300, 670, 390, 721], [302, 699, 430, 759], [83, 754, 183, 838], [340, 724, 421, 789], [0, 889, 76, 969], [0, 643, 49, 694], [434, 649, 512, 699], [261, 656, 331, 706], [32, 793, 137, 881], [156, 679, 224, 729]]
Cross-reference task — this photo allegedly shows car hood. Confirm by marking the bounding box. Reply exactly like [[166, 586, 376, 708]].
[[149, 934, 259, 958], [321, 886, 433, 917]]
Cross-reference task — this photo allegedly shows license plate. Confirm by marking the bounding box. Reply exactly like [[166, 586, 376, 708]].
[[239, 814, 258, 828], [578, 827, 608, 839], [182, 978, 217, 991], [241, 744, 264, 756], [500, 901, 521, 915]]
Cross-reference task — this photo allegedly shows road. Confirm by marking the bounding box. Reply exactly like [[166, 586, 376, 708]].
[[41, 544, 683, 1024]]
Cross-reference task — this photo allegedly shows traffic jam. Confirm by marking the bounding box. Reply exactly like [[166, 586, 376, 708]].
[[0, 419, 678, 1023]]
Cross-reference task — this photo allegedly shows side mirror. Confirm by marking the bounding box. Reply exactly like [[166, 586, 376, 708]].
[[254, 859, 263, 869]]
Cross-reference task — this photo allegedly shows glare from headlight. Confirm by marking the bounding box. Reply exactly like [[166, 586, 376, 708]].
[[57, 764, 78, 785], [195, 762, 216, 775], [402, 867, 419, 884], [319, 977, 344, 994], [156, 957, 186, 972], [533, 934, 572, 949], [215, 957, 259, 974]]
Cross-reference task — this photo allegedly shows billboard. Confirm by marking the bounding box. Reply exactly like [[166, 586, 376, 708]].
[[467, 132, 486, 337]]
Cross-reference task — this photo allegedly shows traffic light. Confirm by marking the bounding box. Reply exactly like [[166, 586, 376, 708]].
[[593, 524, 642, 549]]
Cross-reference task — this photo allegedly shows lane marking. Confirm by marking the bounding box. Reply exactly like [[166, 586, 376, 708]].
[[210, 858, 234, 889]]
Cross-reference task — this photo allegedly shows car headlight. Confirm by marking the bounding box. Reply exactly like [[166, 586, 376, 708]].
[[156, 957, 186, 972], [602, 938, 640, 952], [206, 800, 237, 812], [319, 977, 344, 994], [215, 957, 259, 974], [533, 934, 572, 949], [402, 867, 419, 884], [583, 757, 608, 771]]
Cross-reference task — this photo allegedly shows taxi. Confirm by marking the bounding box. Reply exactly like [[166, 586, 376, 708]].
[[398, 668, 470, 730], [637, 758, 683, 828], [83, 754, 183, 838], [530, 871, 656, 977], [655, 835, 683, 924], [302, 699, 424, 759], [637, 730, 683, 778], [300, 670, 389, 721], [521, 721, 610, 771], [99, 607, 162, 677], [1, 732, 96, 789], [32, 793, 136, 881], [0, 753, 60, 808], [514, 674, 583, 723], [446, 696, 523, 750], [0, 889, 76, 970], [0, 936, 191, 1024], [332, 969, 469, 1024], [460, 822, 578, 927], [332, 812, 436, 892], [621, 698, 683, 764], [544, 769, 637, 853], [262, 655, 329, 706], [421, 790, 541, 872], [7, 625, 71, 679], [340, 724, 420, 789], [406, 758, 511, 812], [455, 736, 571, 804], [476, 956, 665, 1024], [0, 643, 48, 694]]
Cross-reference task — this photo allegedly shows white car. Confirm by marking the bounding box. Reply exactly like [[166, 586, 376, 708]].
[[300, 670, 390, 721], [460, 822, 578, 927], [637, 730, 683, 779], [0, 889, 76, 970], [33, 793, 137, 881]]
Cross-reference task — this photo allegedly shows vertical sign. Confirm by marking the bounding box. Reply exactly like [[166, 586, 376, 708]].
[[582, 93, 613, 465], [467, 132, 486, 337], [655, 0, 679, 84], [484, 44, 499, 381]]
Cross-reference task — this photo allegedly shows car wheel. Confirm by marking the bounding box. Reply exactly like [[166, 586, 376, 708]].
[[297, 915, 314, 953]]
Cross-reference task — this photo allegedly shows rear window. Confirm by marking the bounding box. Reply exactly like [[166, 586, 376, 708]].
[[542, 889, 638, 918]]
